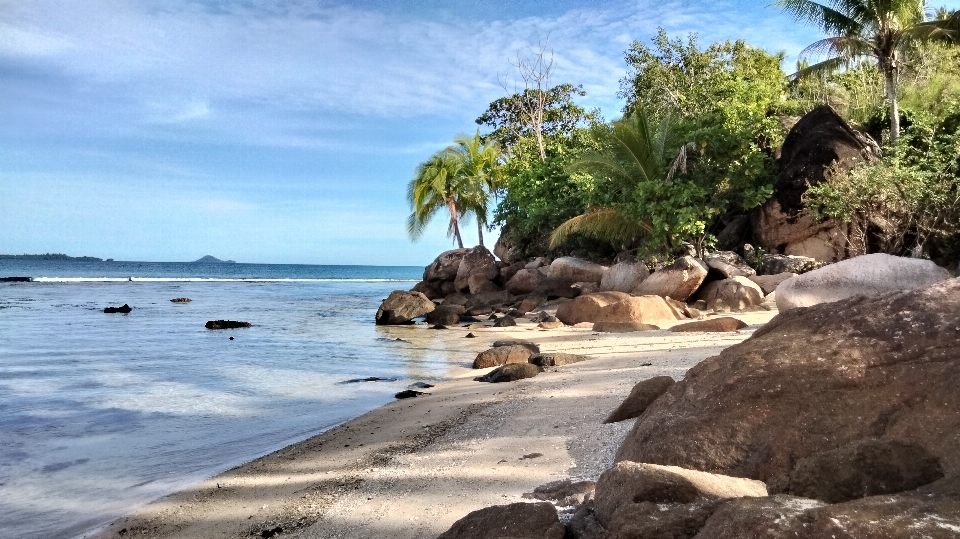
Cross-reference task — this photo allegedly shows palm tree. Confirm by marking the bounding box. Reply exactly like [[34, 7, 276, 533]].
[[449, 131, 502, 246], [775, 0, 935, 142], [407, 150, 468, 248], [917, 7, 959, 41], [549, 110, 693, 250]]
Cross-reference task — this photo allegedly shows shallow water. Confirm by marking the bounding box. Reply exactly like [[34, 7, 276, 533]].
[[0, 262, 475, 538]]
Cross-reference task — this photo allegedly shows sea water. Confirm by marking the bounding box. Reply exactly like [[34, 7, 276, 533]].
[[0, 261, 476, 539]]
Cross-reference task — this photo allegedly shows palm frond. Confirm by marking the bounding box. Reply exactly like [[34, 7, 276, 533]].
[[774, 0, 863, 35], [548, 208, 652, 250], [791, 55, 849, 79]]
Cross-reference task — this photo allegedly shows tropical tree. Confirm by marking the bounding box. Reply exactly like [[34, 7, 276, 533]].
[[406, 150, 468, 248], [774, 0, 940, 143], [449, 131, 503, 246], [549, 109, 706, 255]]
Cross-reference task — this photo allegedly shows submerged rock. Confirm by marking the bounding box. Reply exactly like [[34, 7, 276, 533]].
[[205, 320, 250, 329], [104, 304, 132, 314]]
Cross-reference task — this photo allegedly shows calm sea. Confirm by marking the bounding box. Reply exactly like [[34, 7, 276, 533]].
[[0, 261, 479, 539]]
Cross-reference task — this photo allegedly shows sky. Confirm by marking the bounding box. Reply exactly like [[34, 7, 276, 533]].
[[2, 0, 957, 265]]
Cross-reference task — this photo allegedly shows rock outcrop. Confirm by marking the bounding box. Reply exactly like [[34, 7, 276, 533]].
[[595, 296, 687, 326], [472, 345, 535, 369], [454, 246, 499, 293], [604, 376, 675, 423], [375, 291, 435, 325], [758, 254, 823, 275], [555, 292, 631, 326], [633, 256, 708, 301], [697, 277, 764, 312], [599, 261, 650, 293], [616, 278, 960, 487], [505, 269, 545, 295], [703, 252, 755, 278], [776, 253, 951, 311], [550, 257, 607, 283]]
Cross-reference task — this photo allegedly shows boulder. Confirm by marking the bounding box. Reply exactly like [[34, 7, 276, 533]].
[[573, 281, 600, 295], [205, 319, 250, 329], [697, 277, 764, 312], [424, 248, 468, 281], [454, 246, 499, 293], [633, 256, 709, 301], [752, 105, 880, 261], [467, 275, 501, 295], [477, 363, 542, 383], [492, 340, 540, 353], [616, 278, 960, 486], [410, 280, 444, 300], [425, 304, 466, 326], [492, 315, 517, 328], [437, 502, 565, 539], [555, 292, 631, 326], [170, 298, 191, 303], [785, 438, 944, 503], [104, 304, 132, 314], [375, 290, 435, 325], [592, 321, 660, 333], [550, 257, 607, 283], [472, 345, 535, 369], [526, 257, 550, 270], [704, 251, 755, 278], [669, 317, 748, 333], [465, 291, 513, 310], [523, 479, 596, 507], [493, 234, 520, 265], [534, 277, 580, 299], [529, 353, 590, 367], [505, 269, 546, 295], [595, 296, 687, 326], [599, 261, 650, 293], [747, 272, 796, 295], [466, 304, 493, 317], [538, 318, 564, 329], [518, 293, 547, 313], [715, 215, 751, 251], [776, 253, 950, 311], [758, 254, 823, 275], [443, 292, 470, 306], [499, 261, 526, 285], [604, 376, 676, 423]]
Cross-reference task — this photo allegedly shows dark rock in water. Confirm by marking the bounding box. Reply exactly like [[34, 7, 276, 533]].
[[492, 315, 517, 327], [205, 320, 251, 329], [339, 377, 399, 384], [476, 363, 542, 383], [0, 276, 32, 282], [170, 297, 191, 303], [395, 390, 426, 399], [426, 304, 466, 325], [375, 290, 435, 325], [430, 324, 448, 330], [104, 304, 132, 314], [229, 337, 234, 340], [464, 332, 476, 338], [410, 382, 435, 389]]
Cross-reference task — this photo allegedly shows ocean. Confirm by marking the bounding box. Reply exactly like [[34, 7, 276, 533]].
[[0, 261, 479, 539]]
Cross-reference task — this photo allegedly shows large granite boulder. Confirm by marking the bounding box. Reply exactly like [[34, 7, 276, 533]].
[[616, 278, 960, 487], [596, 296, 687, 326], [748, 272, 796, 295], [375, 291, 435, 325], [467, 274, 501, 296], [424, 248, 468, 282], [776, 253, 950, 311], [555, 292, 631, 325], [533, 277, 580, 299], [437, 502, 565, 539], [493, 233, 520, 265], [550, 257, 607, 283], [472, 345, 535, 369], [477, 363, 542, 383], [425, 303, 466, 325], [697, 277, 764, 312], [505, 268, 546, 295], [599, 261, 650, 292], [752, 105, 880, 262], [633, 256, 709, 301], [703, 252, 755, 278], [604, 376, 676, 423], [758, 254, 823, 275], [454, 246, 499, 293]]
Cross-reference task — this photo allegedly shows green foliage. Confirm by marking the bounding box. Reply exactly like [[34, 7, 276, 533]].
[[475, 83, 594, 152]]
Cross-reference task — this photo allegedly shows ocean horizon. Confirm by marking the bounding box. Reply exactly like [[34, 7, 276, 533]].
[[0, 260, 479, 539]]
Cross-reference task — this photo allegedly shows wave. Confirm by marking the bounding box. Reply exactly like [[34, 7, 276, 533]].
[[28, 277, 420, 283]]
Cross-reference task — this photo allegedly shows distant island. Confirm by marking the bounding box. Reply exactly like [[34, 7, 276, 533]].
[[0, 253, 104, 262], [192, 255, 236, 264]]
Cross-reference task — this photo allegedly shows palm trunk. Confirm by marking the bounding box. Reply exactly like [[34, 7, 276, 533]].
[[447, 198, 464, 249], [884, 65, 900, 143], [477, 218, 484, 247]]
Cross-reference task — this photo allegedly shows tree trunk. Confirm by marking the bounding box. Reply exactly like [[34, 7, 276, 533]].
[[477, 218, 484, 247], [884, 65, 900, 143], [534, 125, 546, 163], [447, 198, 464, 248]]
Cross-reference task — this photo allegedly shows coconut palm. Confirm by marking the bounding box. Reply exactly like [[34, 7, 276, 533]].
[[549, 109, 693, 249], [916, 7, 959, 42], [449, 131, 503, 246], [407, 150, 468, 248], [774, 0, 941, 143]]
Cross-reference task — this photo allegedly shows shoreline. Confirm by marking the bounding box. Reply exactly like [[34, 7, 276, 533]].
[[84, 309, 778, 539]]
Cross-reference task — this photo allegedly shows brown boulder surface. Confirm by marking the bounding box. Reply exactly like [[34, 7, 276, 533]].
[[528, 353, 590, 367], [616, 278, 960, 485], [492, 339, 540, 353], [633, 256, 709, 301], [555, 292, 631, 325], [524, 479, 596, 507], [534, 277, 580, 299], [467, 274, 501, 295], [375, 291, 435, 325], [595, 296, 686, 326], [669, 317, 748, 333], [476, 363, 542, 383], [696, 277, 763, 312], [518, 293, 547, 313], [703, 252, 755, 278], [550, 257, 607, 283], [748, 272, 796, 295], [454, 246, 500, 293], [592, 321, 660, 333], [472, 345, 535, 369], [505, 268, 546, 295], [437, 502, 565, 539], [604, 376, 675, 423], [425, 304, 466, 325], [600, 261, 650, 292], [424, 248, 469, 281]]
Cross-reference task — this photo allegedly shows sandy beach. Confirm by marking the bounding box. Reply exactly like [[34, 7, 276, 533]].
[[87, 309, 777, 539]]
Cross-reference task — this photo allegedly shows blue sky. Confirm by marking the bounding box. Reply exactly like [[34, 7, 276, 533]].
[[2, 0, 957, 265]]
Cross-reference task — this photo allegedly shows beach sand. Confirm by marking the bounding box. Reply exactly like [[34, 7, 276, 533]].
[[87, 309, 777, 539]]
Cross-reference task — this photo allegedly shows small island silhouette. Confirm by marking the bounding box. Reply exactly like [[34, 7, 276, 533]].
[[0, 253, 103, 262], [192, 255, 236, 264]]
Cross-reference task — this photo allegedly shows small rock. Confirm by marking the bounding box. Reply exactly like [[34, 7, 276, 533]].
[[395, 390, 426, 399], [529, 353, 590, 367], [104, 304, 132, 314], [170, 298, 191, 303], [437, 502, 565, 539], [493, 316, 517, 327], [476, 363, 542, 383], [430, 323, 448, 330], [465, 332, 476, 338]]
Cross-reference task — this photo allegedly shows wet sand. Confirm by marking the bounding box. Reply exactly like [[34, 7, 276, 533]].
[[86, 308, 777, 539]]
